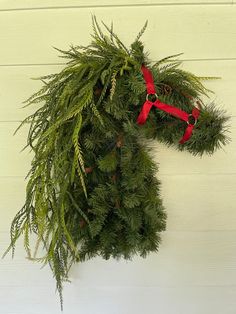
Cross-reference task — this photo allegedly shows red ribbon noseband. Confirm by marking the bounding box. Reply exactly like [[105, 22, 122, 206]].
[[137, 65, 200, 144]]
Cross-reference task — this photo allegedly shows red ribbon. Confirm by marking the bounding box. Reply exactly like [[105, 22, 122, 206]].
[[137, 65, 200, 144]]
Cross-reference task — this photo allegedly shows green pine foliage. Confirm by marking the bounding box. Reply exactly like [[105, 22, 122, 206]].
[[4, 17, 229, 308]]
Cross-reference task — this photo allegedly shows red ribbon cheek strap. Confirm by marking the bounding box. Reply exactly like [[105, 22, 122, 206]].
[[137, 65, 200, 144], [179, 107, 200, 144]]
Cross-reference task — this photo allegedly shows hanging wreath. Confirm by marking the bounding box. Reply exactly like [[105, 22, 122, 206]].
[[4, 17, 229, 309]]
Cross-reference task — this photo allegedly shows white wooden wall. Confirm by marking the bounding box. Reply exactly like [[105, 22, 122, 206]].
[[0, 1, 236, 313]]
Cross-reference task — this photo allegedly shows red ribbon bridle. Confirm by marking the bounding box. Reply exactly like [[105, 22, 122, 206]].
[[137, 65, 200, 144]]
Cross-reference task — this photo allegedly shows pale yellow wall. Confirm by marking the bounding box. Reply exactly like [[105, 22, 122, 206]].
[[0, 1, 236, 313]]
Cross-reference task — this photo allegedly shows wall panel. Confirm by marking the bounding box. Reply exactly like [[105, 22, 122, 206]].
[[0, 0, 232, 11], [0, 6, 236, 65]]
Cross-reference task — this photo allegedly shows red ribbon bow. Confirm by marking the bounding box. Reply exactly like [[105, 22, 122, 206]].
[[137, 65, 200, 144]]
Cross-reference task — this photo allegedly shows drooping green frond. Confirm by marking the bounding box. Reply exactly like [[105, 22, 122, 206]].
[[135, 20, 148, 42]]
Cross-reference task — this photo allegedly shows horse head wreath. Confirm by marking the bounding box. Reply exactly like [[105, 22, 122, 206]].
[[5, 18, 230, 307]]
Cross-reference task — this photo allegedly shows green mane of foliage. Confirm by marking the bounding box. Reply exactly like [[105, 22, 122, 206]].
[[4, 17, 229, 309]]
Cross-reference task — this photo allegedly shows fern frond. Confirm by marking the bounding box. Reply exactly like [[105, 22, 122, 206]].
[[153, 53, 183, 67], [135, 20, 148, 41]]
